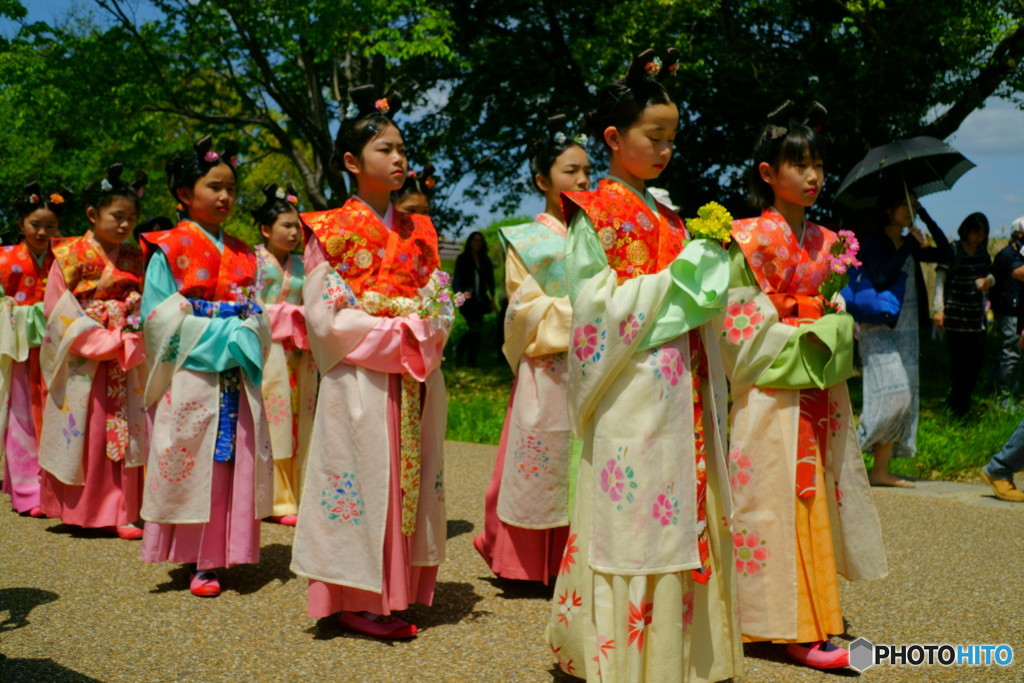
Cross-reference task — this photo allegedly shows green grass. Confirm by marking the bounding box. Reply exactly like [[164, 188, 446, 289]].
[[848, 330, 1021, 482], [445, 317, 1021, 481]]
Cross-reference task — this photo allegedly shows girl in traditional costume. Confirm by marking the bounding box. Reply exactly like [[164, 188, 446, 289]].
[[392, 164, 436, 216], [1, 183, 71, 517], [545, 50, 742, 682], [291, 85, 451, 639], [718, 102, 887, 669], [474, 115, 590, 583], [253, 183, 317, 526], [139, 136, 272, 598], [38, 165, 148, 539]]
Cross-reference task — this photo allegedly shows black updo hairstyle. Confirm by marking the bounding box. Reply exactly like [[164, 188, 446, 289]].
[[332, 84, 404, 181], [748, 101, 828, 210], [14, 181, 73, 220], [584, 48, 679, 150], [165, 135, 239, 218], [394, 163, 437, 203], [527, 115, 587, 193], [83, 163, 148, 213], [251, 183, 300, 227]]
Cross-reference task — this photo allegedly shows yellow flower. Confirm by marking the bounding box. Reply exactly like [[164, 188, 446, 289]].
[[686, 202, 733, 244]]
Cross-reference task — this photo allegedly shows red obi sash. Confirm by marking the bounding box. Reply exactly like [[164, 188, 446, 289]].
[[732, 209, 837, 326], [51, 233, 143, 302], [141, 221, 257, 301], [561, 178, 688, 283], [0, 242, 52, 305], [302, 198, 439, 299]]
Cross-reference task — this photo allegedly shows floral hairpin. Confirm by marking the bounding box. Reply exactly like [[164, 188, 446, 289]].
[[554, 131, 590, 146], [29, 193, 41, 203], [408, 170, 418, 178], [667, 62, 679, 77], [100, 179, 113, 191], [49, 193, 65, 205], [645, 56, 663, 76], [768, 124, 788, 140], [204, 151, 220, 163], [345, 102, 359, 119], [424, 177, 436, 190], [375, 98, 390, 113]]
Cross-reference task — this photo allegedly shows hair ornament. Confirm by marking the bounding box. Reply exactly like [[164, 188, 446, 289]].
[[49, 193, 65, 205], [346, 84, 403, 120], [204, 151, 219, 163], [100, 179, 113, 191], [424, 176, 437, 190], [375, 98, 390, 113], [645, 56, 663, 76], [769, 124, 788, 140], [29, 193, 41, 203], [345, 102, 359, 119], [553, 132, 567, 145]]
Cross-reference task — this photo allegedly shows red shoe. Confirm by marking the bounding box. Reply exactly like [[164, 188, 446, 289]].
[[190, 570, 221, 598], [786, 641, 850, 669], [338, 611, 417, 639], [115, 525, 144, 540], [267, 515, 298, 526], [28, 506, 45, 518]]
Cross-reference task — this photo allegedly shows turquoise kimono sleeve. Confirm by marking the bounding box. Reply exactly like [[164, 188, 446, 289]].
[[142, 252, 263, 383], [725, 246, 854, 390]]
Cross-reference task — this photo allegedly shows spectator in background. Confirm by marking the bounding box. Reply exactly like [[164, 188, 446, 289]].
[[932, 213, 994, 418], [453, 231, 495, 365], [990, 218, 1024, 407]]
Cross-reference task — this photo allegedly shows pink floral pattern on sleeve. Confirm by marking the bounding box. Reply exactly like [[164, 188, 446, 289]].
[[721, 299, 764, 345]]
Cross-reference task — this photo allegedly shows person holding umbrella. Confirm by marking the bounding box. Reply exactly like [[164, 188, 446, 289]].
[[855, 187, 953, 486], [836, 137, 968, 486]]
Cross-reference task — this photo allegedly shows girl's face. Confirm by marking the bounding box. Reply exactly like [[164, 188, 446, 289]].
[[344, 124, 408, 193], [394, 192, 430, 215], [469, 234, 485, 253], [88, 196, 138, 251], [605, 102, 679, 180], [965, 227, 987, 248], [19, 207, 60, 254], [178, 163, 236, 227], [261, 209, 301, 255], [887, 195, 918, 228], [537, 145, 592, 200], [760, 152, 824, 208]]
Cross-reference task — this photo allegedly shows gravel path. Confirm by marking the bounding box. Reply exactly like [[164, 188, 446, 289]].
[[1, 442, 1022, 681]]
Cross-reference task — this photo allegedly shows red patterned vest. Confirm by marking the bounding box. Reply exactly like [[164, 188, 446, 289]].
[[51, 233, 143, 302], [732, 209, 837, 326], [302, 198, 439, 299], [141, 221, 257, 301], [561, 178, 688, 282], [0, 242, 53, 305]]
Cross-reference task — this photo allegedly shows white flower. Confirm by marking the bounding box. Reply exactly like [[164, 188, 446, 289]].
[[100, 179, 113, 191], [553, 132, 567, 144]]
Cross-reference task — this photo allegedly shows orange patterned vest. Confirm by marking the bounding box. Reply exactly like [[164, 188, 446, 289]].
[[732, 209, 837, 326], [302, 198, 439, 299], [0, 242, 53, 305], [141, 221, 257, 301], [51, 234, 143, 302], [561, 178, 688, 282]]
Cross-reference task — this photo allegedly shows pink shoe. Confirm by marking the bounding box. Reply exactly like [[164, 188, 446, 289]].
[[338, 611, 417, 639], [786, 641, 850, 669], [115, 525, 144, 540], [267, 515, 298, 526], [190, 570, 221, 598]]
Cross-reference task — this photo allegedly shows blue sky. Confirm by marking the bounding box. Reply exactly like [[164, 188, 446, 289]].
[[5, 2, 1024, 235]]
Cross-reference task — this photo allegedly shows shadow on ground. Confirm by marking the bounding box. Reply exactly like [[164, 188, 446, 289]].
[[0, 654, 101, 682], [446, 519, 474, 539], [0, 587, 59, 632], [306, 581, 489, 641], [480, 575, 554, 601], [148, 542, 295, 595]]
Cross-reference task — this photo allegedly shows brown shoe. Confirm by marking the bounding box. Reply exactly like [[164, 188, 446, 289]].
[[981, 470, 1024, 502]]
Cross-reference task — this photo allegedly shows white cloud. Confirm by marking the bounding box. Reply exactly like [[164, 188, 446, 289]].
[[947, 98, 1024, 156]]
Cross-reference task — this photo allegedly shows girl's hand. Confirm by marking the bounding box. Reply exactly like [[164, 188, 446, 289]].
[[976, 277, 992, 293], [933, 311, 944, 329], [908, 226, 926, 245]]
